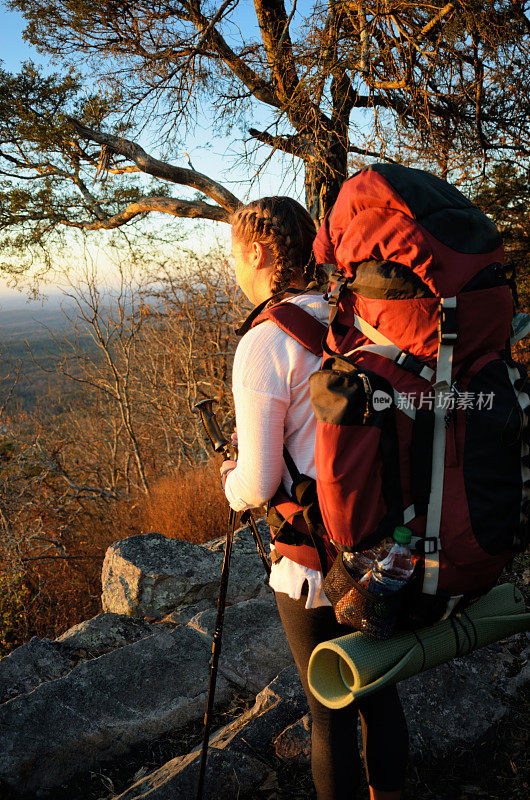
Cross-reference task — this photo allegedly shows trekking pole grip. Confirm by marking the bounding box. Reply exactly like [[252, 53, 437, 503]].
[[194, 399, 230, 457]]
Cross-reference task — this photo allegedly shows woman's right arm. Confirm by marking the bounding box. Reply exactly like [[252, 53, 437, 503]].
[[224, 325, 289, 511]]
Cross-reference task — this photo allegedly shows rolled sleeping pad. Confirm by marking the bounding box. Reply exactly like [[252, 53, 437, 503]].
[[308, 583, 530, 709]]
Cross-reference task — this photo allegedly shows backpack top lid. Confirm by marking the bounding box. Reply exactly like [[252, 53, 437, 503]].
[[313, 164, 504, 297]]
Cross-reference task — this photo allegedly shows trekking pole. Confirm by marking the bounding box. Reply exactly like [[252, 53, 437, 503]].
[[194, 399, 270, 577], [192, 399, 270, 800], [194, 502, 236, 800]]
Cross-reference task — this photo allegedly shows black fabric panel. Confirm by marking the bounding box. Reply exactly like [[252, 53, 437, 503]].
[[309, 359, 392, 428], [348, 260, 434, 299], [368, 163, 502, 255], [410, 410, 434, 516], [460, 263, 508, 292], [463, 360, 523, 554]]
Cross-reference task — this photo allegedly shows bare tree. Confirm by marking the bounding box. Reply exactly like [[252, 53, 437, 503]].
[[137, 249, 247, 465], [25, 248, 245, 496]]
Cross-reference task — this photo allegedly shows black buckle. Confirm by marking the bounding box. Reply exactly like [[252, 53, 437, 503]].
[[327, 272, 347, 306], [438, 303, 458, 345], [415, 536, 439, 554], [395, 350, 428, 377]]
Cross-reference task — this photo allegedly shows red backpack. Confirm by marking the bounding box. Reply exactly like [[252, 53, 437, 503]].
[[257, 164, 529, 617]]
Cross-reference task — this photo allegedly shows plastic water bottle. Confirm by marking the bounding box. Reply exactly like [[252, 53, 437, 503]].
[[368, 526, 414, 596], [343, 546, 383, 584]]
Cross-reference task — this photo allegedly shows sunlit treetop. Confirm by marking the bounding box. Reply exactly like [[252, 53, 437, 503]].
[[2, 1, 530, 276]]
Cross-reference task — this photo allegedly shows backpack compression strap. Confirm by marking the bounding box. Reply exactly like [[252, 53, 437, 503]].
[[422, 296, 457, 596], [347, 314, 435, 382]]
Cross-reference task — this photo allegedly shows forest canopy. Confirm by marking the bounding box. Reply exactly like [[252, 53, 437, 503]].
[[1, 1, 530, 276]]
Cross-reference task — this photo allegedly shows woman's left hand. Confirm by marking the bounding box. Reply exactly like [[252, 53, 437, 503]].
[[220, 460, 237, 488]]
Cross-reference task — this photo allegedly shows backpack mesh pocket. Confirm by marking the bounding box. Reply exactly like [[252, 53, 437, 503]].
[[323, 553, 403, 640]]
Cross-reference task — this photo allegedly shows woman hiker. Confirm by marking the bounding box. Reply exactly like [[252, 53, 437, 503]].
[[220, 196, 409, 800]]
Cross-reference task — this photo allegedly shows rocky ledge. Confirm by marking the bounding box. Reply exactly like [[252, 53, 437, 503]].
[[0, 524, 528, 799]]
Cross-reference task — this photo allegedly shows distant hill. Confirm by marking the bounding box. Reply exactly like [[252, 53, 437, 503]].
[[0, 297, 89, 412]]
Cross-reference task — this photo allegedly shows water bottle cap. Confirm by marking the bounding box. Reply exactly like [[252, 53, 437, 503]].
[[393, 526, 412, 544]]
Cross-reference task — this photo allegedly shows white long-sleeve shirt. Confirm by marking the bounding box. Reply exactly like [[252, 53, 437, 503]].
[[224, 293, 332, 609]]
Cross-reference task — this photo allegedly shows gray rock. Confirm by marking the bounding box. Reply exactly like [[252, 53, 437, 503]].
[[101, 532, 220, 618], [114, 666, 307, 800], [115, 747, 271, 800], [101, 526, 270, 620], [188, 596, 292, 692], [274, 714, 311, 762], [204, 521, 271, 601], [56, 612, 160, 657], [0, 626, 230, 795], [399, 635, 530, 756], [0, 637, 73, 705], [210, 665, 309, 754], [160, 599, 215, 627]]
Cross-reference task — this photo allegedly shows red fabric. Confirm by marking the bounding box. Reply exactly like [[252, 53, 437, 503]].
[[269, 490, 336, 572], [253, 303, 327, 356], [260, 169, 517, 595], [316, 423, 387, 548], [313, 168, 504, 296], [327, 285, 512, 389]]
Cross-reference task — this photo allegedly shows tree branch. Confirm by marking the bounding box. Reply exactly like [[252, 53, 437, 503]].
[[61, 196, 231, 229], [68, 118, 241, 212], [348, 145, 398, 164], [248, 126, 305, 157], [420, 2, 456, 38], [254, 0, 302, 102], [71, 175, 106, 220], [185, 1, 282, 109]]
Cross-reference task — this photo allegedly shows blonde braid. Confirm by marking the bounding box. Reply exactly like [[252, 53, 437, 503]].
[[231, 197, 316, 295]]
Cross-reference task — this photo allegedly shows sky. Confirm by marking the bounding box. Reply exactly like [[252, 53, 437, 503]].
[[0, 3, 305, 303]]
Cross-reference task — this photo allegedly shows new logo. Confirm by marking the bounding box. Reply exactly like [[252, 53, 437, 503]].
[[372, 390, 392, 410]]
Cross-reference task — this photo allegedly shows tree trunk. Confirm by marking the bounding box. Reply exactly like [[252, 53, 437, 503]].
[[304, 129, 349, 225]]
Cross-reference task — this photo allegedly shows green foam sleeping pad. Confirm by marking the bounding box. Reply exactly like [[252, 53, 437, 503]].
[[308, 583, 530, 708]]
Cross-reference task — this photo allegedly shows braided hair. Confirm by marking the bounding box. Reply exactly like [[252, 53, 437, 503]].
[[230, 196, 325, 295]]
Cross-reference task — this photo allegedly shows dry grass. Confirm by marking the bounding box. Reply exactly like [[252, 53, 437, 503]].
[[1, 459, 231, 652], [137, 458, 230, 544], [2, 505, 126, 651]]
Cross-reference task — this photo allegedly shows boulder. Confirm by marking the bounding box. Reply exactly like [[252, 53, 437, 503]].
[[56, 612, 160, 657], [101, 532, 220, 618], [159, 599, 215, 627], [0, 626, 230, 795], [188, 596, 292, 692], [209, 664, 309, 753], [0, 637, 73, 705], [114, 666, 308, 800], [101, 526, 270, 620], [202, 520, 271, 602]]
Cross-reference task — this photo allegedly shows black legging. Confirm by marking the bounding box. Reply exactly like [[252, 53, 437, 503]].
[[275, 589, 408, 800]]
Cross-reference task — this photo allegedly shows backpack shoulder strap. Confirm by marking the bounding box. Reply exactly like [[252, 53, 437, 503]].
[[253, 303, 327, 356]]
